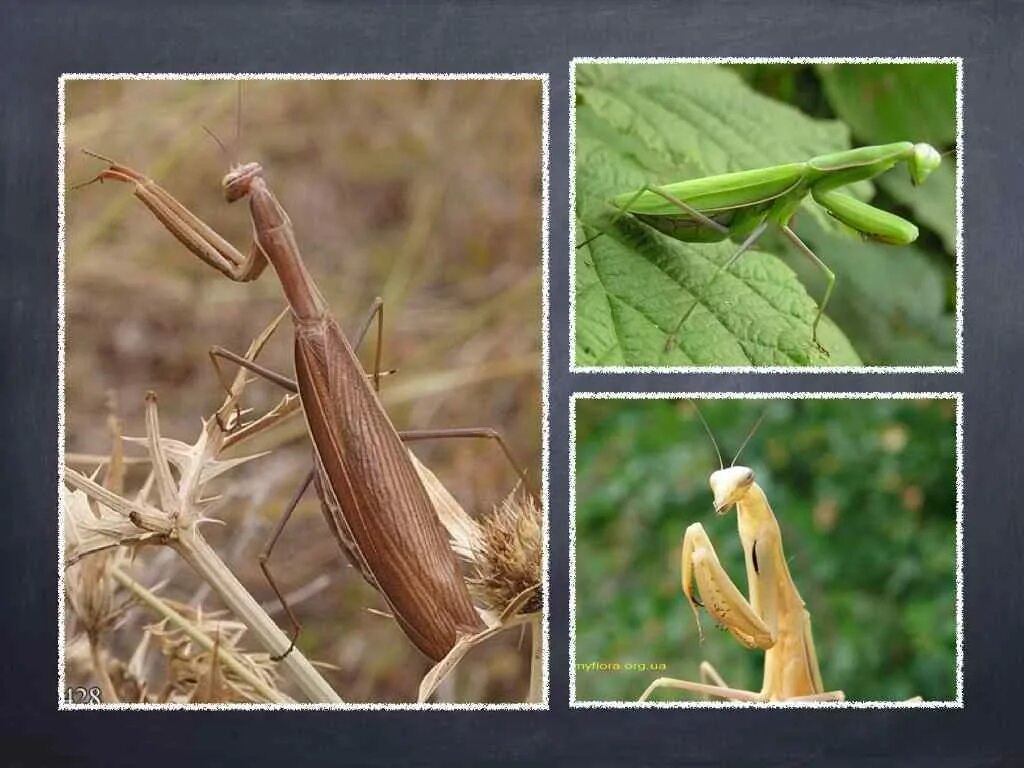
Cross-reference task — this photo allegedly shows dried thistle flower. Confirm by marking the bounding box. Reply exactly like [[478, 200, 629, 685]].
[[64, 488, 133, 642], [412, 456, 542, 619], [468, 490, 542, 616], [412, 457, 544, 703], [146, 604, 280, 704]]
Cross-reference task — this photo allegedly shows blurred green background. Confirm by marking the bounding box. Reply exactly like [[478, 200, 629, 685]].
[[64, 79, 542, 702], [574, 398, 957, 702], [574, 62, 957, 367]]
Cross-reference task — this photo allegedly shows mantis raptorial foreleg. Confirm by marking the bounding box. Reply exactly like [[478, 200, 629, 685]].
[[76, 152, 270, 282], [641, 509, 845, 702], [639, 522, 779, 703], [680, 522, 774, 650]]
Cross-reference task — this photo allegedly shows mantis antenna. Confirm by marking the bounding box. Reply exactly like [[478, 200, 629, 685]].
[[201, 84, 244, 167], [202, 124, 234, 167], [730, 407, 768, 467], [688, 399, 723, 471], [235, 81, 243, 152]]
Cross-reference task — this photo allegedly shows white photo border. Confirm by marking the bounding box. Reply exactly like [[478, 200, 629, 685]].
[[568, 391, 964, 709], [568, 57, 964, 374], [57, 72, 551, 712]]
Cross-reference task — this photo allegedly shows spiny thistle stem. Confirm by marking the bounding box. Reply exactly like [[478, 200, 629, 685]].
[[168, 532, 339, 703], [109, 562, 297, 704]]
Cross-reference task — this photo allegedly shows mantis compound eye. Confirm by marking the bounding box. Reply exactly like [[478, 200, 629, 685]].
[[910, 143, 942, 186], [222, 161, 264, 202]]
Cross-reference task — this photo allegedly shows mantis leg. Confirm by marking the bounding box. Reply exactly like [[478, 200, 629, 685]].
[[639, 677, 845, 703], [700, 660, 728, 688], [779, 224, 835, 355], [76, 152, 269, 282], [664, 222, 769, 353], [209, 346, 298, 397], [349, 296, 386, 392], [681, 522, 774, 650], [639, 676, 763, 702], [785, 690, 846, 702], [639, 662, 844, 702], [397, 428, 535, 500], [207, 296, 392, 404], [258, 469, 315, 660], [576, 183, 729, 250]]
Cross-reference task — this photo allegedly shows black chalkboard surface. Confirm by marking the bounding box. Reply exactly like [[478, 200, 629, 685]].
[[2, 0, 1020, 764]]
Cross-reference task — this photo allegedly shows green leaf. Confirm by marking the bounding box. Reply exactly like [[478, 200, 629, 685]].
[[576, 218, 859, 366], [574, 63, 861, 367], [817, 63, 957, 147]]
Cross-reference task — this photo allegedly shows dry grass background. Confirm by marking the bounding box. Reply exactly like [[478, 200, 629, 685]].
[[63, 79, 543, 703]]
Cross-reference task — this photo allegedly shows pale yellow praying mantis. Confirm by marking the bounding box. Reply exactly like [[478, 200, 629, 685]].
[[639, 403, 846, 703]]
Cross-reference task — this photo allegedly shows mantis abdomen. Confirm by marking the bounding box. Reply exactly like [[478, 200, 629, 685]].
[[294, 312, 485, 662]]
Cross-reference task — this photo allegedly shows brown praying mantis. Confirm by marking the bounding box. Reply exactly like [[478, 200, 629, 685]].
[[639, 404, 845, 703], [75, 145, 537, 670]]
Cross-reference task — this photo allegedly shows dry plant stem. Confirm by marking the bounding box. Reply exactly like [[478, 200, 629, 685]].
[[88, 635, 118, 704], [417, 612, 538, 703], [528, 614, 542, 704], [108, 563, 295, 704], [65, 468, 340, 703], [64, 310, 340, 703], [165, 534, 335, 703], [66, 453, 152, 467]]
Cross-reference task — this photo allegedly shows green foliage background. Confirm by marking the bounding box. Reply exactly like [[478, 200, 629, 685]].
[[574, 62, 957, 367], [573, 398, 957, 702]]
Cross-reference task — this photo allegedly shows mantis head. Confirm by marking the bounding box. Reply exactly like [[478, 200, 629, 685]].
[[709, 466, 755, 515], [690, 400, 766, 514], [222, 162, 264, 202], [909, 143, 942, 186]]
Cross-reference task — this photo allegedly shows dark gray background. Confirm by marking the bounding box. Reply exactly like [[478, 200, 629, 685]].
[[2, 0, 1020, 764]]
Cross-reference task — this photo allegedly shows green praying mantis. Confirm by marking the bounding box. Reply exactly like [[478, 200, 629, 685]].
[[578, 141, 943, 355]]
